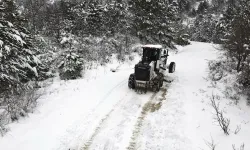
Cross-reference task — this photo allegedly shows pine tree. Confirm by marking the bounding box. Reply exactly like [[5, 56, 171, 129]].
[[211, 0, 225, 12], [85, 1, 105, 36], [103, 1, 128, 36], [47, 0, 76, 41], [197, 0, 209, 14], [58, 51, 84, 80], [178, 0, 191, 13], [191, 14, 218, 42], [128, 0, 180, 48], [0, 0, 42, 95], [221, 1, 250, 72]]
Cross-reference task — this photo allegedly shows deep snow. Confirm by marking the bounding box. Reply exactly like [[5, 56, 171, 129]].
[[0, 42, 249, 150]]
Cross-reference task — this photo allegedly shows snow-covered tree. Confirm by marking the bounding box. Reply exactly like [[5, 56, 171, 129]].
[[58, 51, 84, 80], [0, 0, 42, 95], [128, 0, 180, 48], [190, 14, 218, 42], [72, 0, 128, 37], [45, 0, 76, 41], [220, 1, 250, 72], [178, 0, 191, 13], [103, 1, 128, 36], [211, 0, 225, 12], [196, 0, 209, 14], [215, 0, 250, 101]]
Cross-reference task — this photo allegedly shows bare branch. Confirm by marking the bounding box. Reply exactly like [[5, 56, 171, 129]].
[[234, 125, 241, 135], [204, 136, 217, 150], [210, 94, 230, 135], [232, 143, 244, 150]]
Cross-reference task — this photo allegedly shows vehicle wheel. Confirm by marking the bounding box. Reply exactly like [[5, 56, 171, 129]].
[[169, 62, 176, 73], [160, 79, 163, 87], [128, 74, 135, 89], [156, 82, 160, 92], [153, 81, 160, 92], [144, 87, 147, 93]]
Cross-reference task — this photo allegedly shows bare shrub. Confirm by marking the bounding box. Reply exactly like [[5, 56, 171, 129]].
[[223, 86, 241, 105], [0, 124, 9, 137], [247, 95, 250, 105], [128, 55, 135, 61], [0, 83, 42, 136], [208, 61, 225, 81], [204, 136, 217, 150], [0, 109, 9, 137], [76, 34, 138, 64], [208, 59, 244, 105], [3, 95, 25, 121], [234, 125, 241, 135], [210, 94, 230, 135], [232, 143, 244, 150]]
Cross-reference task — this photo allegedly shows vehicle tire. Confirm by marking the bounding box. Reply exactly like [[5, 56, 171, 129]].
[[128, 74, 135, 89], [160, 79, 163, 87], [169, 62, 176, 73], [144, 86, 147, 93], [153, 81, 160, 92], [156, 82, 160, 92]]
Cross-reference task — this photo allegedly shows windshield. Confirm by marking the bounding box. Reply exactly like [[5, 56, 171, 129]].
[[142, 48, 160, 62]]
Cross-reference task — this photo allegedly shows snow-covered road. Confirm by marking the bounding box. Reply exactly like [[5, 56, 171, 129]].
[[1, 42, 250, 150], [135, 42, 218, 150], [0, 51, 165, 150]]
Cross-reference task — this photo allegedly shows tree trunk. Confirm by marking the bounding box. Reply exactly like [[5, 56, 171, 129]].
[[241, 51, 249, 70], [243, 51, 249, 61], [237, 54, 242, 72]]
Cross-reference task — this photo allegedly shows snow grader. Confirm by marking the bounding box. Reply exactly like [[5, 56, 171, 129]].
[[128, 45, 176, 93]]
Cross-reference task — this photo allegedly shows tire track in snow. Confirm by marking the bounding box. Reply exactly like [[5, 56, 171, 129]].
[[78, 78, 127, 122], [127, 88, 167, 150], [80, 91, 130, 150], [57, 79, 127, 150], [101, 79, 128, 101]]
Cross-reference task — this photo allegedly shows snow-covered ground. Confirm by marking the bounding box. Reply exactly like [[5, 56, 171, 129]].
[[0, 42, 249, 150]]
